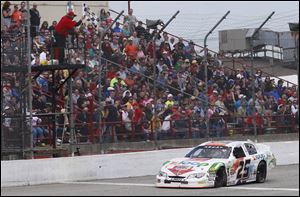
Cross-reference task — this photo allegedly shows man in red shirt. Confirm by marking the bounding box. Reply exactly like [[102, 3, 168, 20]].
[[54, 11, 85, 64], [132, 103, 145, 141], [11, 5, 22, 26], [124, 37, 138, 61]]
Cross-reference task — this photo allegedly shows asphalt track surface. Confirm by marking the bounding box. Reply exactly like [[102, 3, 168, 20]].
[[1, 164, 299, 196]]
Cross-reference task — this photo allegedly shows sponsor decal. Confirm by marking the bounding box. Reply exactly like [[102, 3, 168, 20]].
[[205, 142, 227, 146], [179, 160, 209, 167], [252, 154, 266, 160], [168, 166, 194, 176], [208, 162, 225, 173], [198, 180, 207, 184]]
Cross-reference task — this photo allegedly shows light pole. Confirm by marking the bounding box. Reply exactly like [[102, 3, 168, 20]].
[[98, 10, 124, 154], [250, 11, 275, 142], [26, 1, 33, 159], [152, 11, 179, 148], [289, 23, 299, 97], [128, 1, 131, 14], [203, 11, 230, 139]]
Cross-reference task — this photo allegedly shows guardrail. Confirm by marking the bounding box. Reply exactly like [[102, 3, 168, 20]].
[[3, 113, 297, 148]]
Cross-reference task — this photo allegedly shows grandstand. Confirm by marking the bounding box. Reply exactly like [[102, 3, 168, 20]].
[[1, 1, 298, 159]]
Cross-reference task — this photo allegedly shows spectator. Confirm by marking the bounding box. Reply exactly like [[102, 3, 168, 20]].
[[135, 21, 147, 38], [11, 5, 22, 26], [122, 23, 131, 38], [106, 11, 113, 25], [30, 2, 41, 38], [215, 95, 228, 116], [99, 8, 107, 22], [184, 40, 196, 60], [32, 112, 48, 147], [76, 107, 90, 142], [103, 98, 119, 143], [48, 20, 57, 34], [40, 20, 49, 32], [19, 1, 27, 14], [2, 1, 12, 28], [127, 8, 137, 35], [132, 103, 145, 141], [124, 36, 138, 61], [102, 36, 113, 59], [165, 94, 175, 109], [113, 21, 122, 34]]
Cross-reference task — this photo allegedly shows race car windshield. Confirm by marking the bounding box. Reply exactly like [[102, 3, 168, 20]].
[[185, 146, 232, 159]]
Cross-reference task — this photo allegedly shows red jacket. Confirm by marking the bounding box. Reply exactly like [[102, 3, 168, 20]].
[[55, 16, 77, 38]]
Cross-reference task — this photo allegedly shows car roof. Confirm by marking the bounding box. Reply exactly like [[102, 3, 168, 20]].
[[199, 140, 254, 147]]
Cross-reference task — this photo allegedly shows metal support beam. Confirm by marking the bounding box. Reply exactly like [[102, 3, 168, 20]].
[[250, 11, 275, 142], [27, 1, 34, 159], [152, 10, 179, 149], [204, 11, 230, 139], [98, 10, 124, 154]]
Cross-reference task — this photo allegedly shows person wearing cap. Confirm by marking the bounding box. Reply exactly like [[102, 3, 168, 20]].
[[161, 50, 173, 68], [190, 59, 198, 73], [184, 40, 196, 60], [165, 94, 175, 109], [124, 36, 138, 61], [102, 35, 113, 59], [54, 10, 85, 64]]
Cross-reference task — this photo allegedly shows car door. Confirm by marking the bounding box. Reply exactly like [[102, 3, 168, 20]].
[[243, 143, 260, 180], [232, 145, 253, 183]]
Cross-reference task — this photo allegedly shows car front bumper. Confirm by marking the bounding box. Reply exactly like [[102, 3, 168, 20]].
[[156, 176, 215, 188]]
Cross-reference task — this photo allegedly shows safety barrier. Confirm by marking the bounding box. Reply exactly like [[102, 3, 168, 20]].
[[1, 140, 299, 187]]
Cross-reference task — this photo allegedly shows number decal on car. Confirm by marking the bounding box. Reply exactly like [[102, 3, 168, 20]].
[[237, 159, 251, 179]]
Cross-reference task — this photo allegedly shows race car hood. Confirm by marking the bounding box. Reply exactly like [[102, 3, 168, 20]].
[[161, 157, 227, 176]]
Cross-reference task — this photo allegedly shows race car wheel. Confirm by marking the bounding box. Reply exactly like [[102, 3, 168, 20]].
[[214, 167, 227, 188], [256, 161, 267, 183]]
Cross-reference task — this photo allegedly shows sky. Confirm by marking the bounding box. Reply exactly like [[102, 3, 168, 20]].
[[108, 1, 299, 51]]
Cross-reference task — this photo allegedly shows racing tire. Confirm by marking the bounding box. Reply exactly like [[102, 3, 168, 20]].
[[256, 161, 267, 183], [214, 167, 227, 188]]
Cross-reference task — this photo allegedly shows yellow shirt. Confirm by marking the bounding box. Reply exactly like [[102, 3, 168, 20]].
[[110, 77, 126, 87], [165, 100, 174, 109]]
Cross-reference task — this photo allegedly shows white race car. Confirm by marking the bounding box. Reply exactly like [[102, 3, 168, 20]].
[[156, 140, 276, 188]]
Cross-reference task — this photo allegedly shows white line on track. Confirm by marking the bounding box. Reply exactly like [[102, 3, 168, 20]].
[[226, 186, 299, 192], [62, 181, 299, 192], [62, 181, 155, 187]]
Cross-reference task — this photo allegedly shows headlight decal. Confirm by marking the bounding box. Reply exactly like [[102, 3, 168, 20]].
[[188, 172, 206, 179], [158, 171, 168, 178]]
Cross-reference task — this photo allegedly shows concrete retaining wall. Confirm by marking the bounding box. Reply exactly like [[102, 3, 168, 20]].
[[1, 141, 298, 187]]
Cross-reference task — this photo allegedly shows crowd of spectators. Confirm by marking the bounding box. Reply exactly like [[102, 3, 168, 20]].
[[1, 2, 299, 146]]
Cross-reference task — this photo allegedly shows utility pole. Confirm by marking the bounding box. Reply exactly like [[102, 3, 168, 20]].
[[250, 11, 275, 142], [98, 10, 124, 154], [26, 1, 33, 159], [289, 23, 299, 97], [152, 11, 179, 148], [128, 1, 131, 14], [203, 11, 230, 140]]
